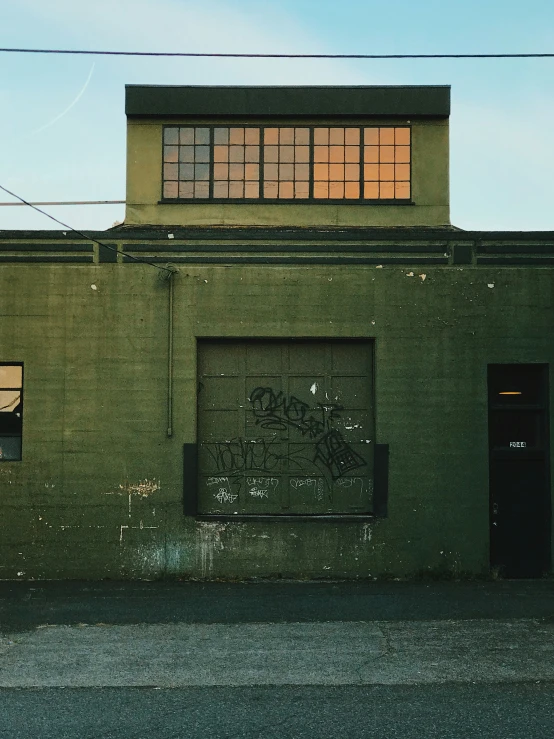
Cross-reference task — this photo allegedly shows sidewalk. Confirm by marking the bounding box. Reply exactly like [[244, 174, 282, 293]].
[[1, 580, 553, 688]]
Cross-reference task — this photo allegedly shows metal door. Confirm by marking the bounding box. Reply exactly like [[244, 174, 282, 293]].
[[197, 340, 374, 515], [488, 364, 551, 577]]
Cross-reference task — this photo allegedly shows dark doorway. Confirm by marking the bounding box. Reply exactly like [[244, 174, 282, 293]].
[[488, 364, 551, 578]]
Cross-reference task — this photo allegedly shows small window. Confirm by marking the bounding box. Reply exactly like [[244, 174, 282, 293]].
[[162, 126, 411, 203], [0, 364, 23, 461]]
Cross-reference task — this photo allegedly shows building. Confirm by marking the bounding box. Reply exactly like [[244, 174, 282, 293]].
[[0, 85, 551, 580]]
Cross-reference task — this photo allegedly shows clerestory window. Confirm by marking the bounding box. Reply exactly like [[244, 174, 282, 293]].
[[162, 126, 411, 202], [0, 364, 23, 461]]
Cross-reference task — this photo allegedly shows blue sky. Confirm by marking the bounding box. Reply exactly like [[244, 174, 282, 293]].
[[1, 0, 554, 231]]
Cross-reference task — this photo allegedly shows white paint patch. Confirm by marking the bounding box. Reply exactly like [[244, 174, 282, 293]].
[[406, 272, 414, 277], [361, 523, 372, 543], [90, 284, 98, 291], [196, 522, 227, 577], [310, 382, 318, 395], [168, 233, 174, 239], [488, 283, 495, 289], [419, 274, 427, 282]]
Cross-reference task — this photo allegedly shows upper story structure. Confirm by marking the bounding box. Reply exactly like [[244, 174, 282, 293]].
[[125, 84, 451, 228]]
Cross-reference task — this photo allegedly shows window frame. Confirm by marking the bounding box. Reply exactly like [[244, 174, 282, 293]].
[[0, 362, 23, 462], [160, 124, 412, 205]]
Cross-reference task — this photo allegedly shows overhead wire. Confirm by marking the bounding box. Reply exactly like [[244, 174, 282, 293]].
[[0, 47, 554, 60], [0, 184, 173, 274]]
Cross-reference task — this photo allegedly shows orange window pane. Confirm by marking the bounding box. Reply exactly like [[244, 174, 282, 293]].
[[395, 181, 410, 199], [295, 182, 310, 198], [329, 163, 345, 180], [213, 182, 229, 198], [264, 146, 279, 163], [314, 146, 329, 163], [380, 128, 395, 145], [364, 182, 379, 199], [245, 163, 259, 180], [229, 163, 244, 179], [279, 163, 294, 180], [345, 128, 360, 145], [296, 146, 310, 163], [195, 128, 209, 145], [364, 164, 379, 181], [214, 128, 229, 144], [295, 128, 310, 145], [214, 146, 228, 163], [364, 128, 379, 145], [264, 163, 279, 180], [195, 182, 209, 198], [179, 182, 194, 198], [380, 146, 395, 163], [0, 390, 19, 410], [229, 128, 245, 145], [179, 128, 195, 145], [329, 181, 344, 198], [164, 163, 178, 180], [280, 128, 294, 145], [314, 128, 329, 145], [229, 147, 245, 163], [163, 181, 178, 198], [380, 164, 394, 181], [345, 163, 359, 181], [264, 128, 279, 145], [345, 146, 360, 163], [264, 181, 279, 198], [279, 181, 294, 198], [280, 146, 294, 163], [245, 128, 260, 144], [245, 146, 259, 163], [164, 128, 179, 145], [345, 182, 360, 199], [164, 146, 178, 163], [395, 163, 410, 181], [395, 128, 410, 145], [229, 181, 244, 198], [329, 146, 344, 163], [313, 181, 329, 198], [380, 182, 395, 199], [329, 128, 345, 145], [0, 366, 22, 388], [364, 146, 379, 163], [314, 164, 329, 181], [395, 146, 410, 163], [213, 163, 229, 180], [295, 163, 309, 180], [245, 182, 260, 198]]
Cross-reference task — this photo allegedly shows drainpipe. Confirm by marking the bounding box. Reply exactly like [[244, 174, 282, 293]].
[[162, 265, 178, 437]]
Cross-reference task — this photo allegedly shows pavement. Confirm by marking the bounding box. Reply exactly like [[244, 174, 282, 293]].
[[0, 579, 553, 737]]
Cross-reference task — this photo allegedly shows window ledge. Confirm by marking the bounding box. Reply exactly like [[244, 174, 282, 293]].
[[159, 199, 415, 206], [194, 514, 376, 522]]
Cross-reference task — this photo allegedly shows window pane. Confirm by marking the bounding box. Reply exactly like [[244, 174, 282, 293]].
[[329, 146, 344, 163], [295, 163, 309, 180], [179, 146, 195, 163], [364, 164, 379, 181], [314, 164, 329, 181], [213, 181, 229, 198], [395, 163, 410, 180], [264, 163, 279, 180], [329, 128, 345, 145], [280, 146, 294, 163], [229, 181, 244, 198], [245, 163, 259, 180], [314, 181, 329, 198], [264, 146, 279, 163], [329, 181, 344, 198], [295, 182, 310, 198], [229, 128, 244, 145], [345, 128, 360, 145], [245, 129, 260, 145], [195, 163, 210, 180], [395, 127, 411, 145], [0, 390, 20, 412], [380, 146, 395, 163], [164, 128, 179, 145], [364, 182, 379, 199], [195, 182, 210, 198], [395, 181, 411, 199], [214, 146, 228, 163], [364, 146, 379, 163], [179, 163, 194, 180], [364, 128, 379, 145], [245, 181, 260, 198], [264, 181, 279, 198], [0, 436, 21, 461], [245, 146, 259, 163], [195, 128, 210, 145], [280, 128, 294, 145], [296, 146, 310, 163], [214, 163, 229, 180], [229, 147, 245, 163], [295, 128, 310, 145], [195, 146, 210, 163], [380, 128, 395, 145], [314, 128, 329, 145], [163, 181, 178, 198], [279, 163, 294, 180], [164, 146, 178, 163], [380, 182, 395, 198], [229, 163, 245, 179], [264, 128, 279, 145], [314, 146, 329, 163], [345, 163, 359, 181], [214, 128, 229, 144], [345, 146, 359, 163], [329, 163, 345, 180], [164, 163, 178, 181], [395, 146, 410, 163], [179, 128, 195, 145], [380, 164, 395, 181], [345, 182, 360, 199], [279, 181, 294, 198], [179, 182, 194, 198]]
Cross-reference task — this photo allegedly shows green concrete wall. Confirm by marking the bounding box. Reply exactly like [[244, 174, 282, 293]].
[[125, 118, 450, 227], [0, 260, 552, 580]]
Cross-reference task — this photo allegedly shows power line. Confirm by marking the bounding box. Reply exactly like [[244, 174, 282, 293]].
[[0, 200, 124, 207], [1, 47, 554, 60], [0, 184, 172, 274]]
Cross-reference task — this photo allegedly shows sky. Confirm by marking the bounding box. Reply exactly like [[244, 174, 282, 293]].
[[1, 0, 554, 231]]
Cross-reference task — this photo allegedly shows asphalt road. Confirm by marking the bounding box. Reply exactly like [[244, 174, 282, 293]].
[[1, 683, 553, 739]]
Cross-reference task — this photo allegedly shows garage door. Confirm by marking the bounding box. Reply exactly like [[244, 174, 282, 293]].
[[197, 340, 374, 515]]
